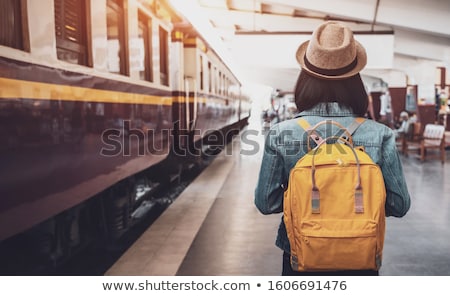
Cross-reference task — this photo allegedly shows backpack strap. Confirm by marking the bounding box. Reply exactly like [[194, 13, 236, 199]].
[[297, 118, 324, 146], [346, 118, 366, 213], [346, 117, 365, 136], [298, 117, 366, 148], [334, 117, 365, 143]]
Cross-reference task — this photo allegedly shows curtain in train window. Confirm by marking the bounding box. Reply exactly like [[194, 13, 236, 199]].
[[54, 0, 89, 65], [159, 26, 169, 86], [107, 0, 127, 75], [138, 12, 153, 82], [0, 0, 24, 50]]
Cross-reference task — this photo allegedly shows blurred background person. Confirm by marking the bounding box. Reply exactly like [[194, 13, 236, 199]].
[[379, 90, 393, 128]]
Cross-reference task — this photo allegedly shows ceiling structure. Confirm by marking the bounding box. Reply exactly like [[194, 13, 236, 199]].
[[169, 0, 450, 97]]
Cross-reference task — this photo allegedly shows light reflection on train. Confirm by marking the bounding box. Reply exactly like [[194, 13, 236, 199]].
[[0, 0, 250, 272]]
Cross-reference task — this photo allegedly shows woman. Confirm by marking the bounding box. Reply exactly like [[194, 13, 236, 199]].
[[254, 21, 411, 276]]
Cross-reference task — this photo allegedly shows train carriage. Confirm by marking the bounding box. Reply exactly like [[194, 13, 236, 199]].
[[0, 0, 250, 272], [171, 26, 246, 153]]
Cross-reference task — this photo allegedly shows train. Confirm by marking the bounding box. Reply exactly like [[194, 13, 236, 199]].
[[0, 0, 251, 272]]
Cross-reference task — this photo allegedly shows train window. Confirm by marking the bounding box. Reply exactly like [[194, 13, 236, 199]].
[[54, 0, 90, 66], [221, 73, 225, 95], [199, 55, 204, 91], [159, 26, 169, 86], [225, 78, 229, 96], [217, 70, 221, 95], [223, 77, 227, 96], [211, 66, 216, 94], [0, 0, 28, 50], [224, 75, 228, 96], [138, 12, 153, 82], [107, 0, 128, 75], [219, 71, 224, 95], [208, 61, 212, 93], [223, 75, 226, 96], [217, 70, 220, 94]]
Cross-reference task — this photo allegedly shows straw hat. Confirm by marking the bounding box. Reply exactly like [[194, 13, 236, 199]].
[[296, 21, 367, 80]]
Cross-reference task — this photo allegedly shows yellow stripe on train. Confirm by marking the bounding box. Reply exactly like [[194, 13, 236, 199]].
[[0, 77, 172, 106], [172, 95, 233, 104]]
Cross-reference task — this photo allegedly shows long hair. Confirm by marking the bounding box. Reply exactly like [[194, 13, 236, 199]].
[[294, 71, 369, 116]]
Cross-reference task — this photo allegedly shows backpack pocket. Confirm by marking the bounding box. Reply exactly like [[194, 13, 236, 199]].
[[298, 219, 379, 271]]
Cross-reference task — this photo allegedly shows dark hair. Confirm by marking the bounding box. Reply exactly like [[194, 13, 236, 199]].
[[294, 71, 369, 116]]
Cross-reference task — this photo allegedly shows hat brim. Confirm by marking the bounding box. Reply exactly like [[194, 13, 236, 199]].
[[296, 40, 367, 80]]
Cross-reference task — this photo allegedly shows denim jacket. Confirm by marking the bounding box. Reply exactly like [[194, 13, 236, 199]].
[[254, 103, 411, 254]]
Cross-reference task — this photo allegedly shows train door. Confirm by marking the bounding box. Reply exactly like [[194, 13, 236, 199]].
[[170, 30, 188, 154], [184, 76, 198, 134], [171, 78, 199, 156]]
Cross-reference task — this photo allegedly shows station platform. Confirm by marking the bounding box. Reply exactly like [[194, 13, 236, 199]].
[[105, 117, 450, 276]]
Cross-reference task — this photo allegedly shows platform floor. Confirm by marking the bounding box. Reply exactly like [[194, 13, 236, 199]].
[[105, 117, 450, 276]]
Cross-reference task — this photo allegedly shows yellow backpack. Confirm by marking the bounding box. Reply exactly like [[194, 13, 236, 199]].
[[284, 118, 386, 272]]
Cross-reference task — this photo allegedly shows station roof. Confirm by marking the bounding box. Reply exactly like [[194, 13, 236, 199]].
[[169, 0, 450, 94]]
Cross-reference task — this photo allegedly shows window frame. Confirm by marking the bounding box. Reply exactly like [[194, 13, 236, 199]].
[[0, 0, 29, 51], [159, 25, 169, 86], [106, 0, 129, 76], [54, 0, 92, 66], [138, 11, 153, 82]]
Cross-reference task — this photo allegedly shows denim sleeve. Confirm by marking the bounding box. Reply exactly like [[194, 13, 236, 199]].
[[254, 127, 286, 215], [380, 131, 411, 217]]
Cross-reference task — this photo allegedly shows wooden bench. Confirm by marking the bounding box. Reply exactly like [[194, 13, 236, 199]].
[[404, 123, 446, 164]]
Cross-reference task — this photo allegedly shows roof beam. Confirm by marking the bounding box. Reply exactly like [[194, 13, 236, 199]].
[[198, 5, 391, 32], [264, 0, 450, 37]]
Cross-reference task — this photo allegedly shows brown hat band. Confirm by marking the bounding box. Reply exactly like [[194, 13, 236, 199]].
[[304, 56, 358, 77]]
